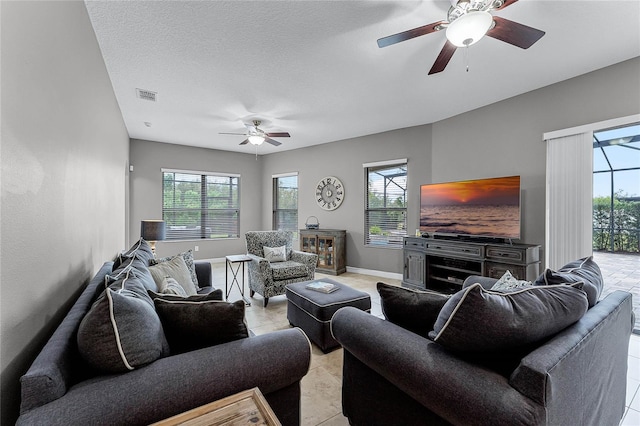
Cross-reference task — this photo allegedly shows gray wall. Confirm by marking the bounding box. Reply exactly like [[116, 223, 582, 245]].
[[432, 57, 640, 255], [129, 139, 263, 259], [262, 126, 432, 273], [128, 58, 640, 275], [0, 1, 129, 424]]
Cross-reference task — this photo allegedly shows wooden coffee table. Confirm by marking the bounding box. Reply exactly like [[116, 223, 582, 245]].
[[152, 387, 281, 426]]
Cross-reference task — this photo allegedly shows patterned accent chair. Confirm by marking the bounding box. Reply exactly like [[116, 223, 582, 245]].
[[245, 230, 318, 307]]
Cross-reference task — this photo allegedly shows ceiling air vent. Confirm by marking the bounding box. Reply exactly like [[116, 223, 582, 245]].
[[136, 88, 157, 102]]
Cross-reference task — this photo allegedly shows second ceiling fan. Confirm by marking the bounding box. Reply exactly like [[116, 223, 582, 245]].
[[377, 0, 545, 75], [220, 120, 290, 146]]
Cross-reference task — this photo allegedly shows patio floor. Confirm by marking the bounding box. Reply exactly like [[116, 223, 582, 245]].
[[593, 251, 640, 331]]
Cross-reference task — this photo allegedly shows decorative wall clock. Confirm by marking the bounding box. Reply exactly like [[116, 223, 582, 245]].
[[315, 176, 344, 211]]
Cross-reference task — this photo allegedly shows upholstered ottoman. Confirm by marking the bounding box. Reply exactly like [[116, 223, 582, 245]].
[[286, 279, 371, 352]]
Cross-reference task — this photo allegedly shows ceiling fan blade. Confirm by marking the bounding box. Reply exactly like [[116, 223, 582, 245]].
[[266, 132, 290, 138], [264, 137, 282, 146], [428, 40, 457, 75], [377, 21, 446, 48], [486, 16, 545, 49], [493, 0, 519, 11], [239, 139, 249, 145], [219, 132, 247, 135]]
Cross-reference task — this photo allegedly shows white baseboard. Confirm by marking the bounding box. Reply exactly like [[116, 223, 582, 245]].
[[345, 266, 402, 281], [201, 258, 403, 281]]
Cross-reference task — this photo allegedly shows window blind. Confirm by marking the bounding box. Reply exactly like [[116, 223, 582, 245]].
[[273, 174, 298, 235], [365, 161, 408, 248], [162, 171, 240, 240]]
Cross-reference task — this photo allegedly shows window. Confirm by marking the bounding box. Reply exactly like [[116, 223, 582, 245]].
[[273, 173, 298, 236], [593, 123, 640, 253], [162, 169, 239, 240], [364, 160, 408, 248]]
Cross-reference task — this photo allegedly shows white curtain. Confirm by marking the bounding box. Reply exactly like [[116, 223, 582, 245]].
[[545, 131, 593, 270]]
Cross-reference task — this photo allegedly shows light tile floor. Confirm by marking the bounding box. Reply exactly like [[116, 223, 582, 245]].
[[215, 252, 640, 426]]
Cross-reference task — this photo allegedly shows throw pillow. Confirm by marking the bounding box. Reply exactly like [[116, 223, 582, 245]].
[[153, 298, 248, 354], [263, 245, 287, 262], [377, 282, 450, 337], [428, 282, 588, 353], [113, 238, 154, 270], [148, 255, 197, 296], [534, 256, 603, 307], [77, 274, 169, 373], [160, 277, 188, 296], [108, 257, 158, 292], [151, 249, 200, 290], [490, 270, 532, 292], [147, 290, 224, 302]]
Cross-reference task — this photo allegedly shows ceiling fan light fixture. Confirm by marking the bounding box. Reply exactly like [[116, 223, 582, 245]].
[[248, 135, 265, 145], [446, 11, 493, 47]]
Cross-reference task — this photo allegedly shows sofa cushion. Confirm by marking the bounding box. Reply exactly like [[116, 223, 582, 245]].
[[153, 297, 248, 354], [490, 270, 532, 292], [151, 249, 200, 290], [148, 255, 197, 296], [534, 256, 603, 307], [429, 282, 588, 353], [264, 245, 287, 262], [377, 282, 449, 337], [113, 238, 154, 270], [271, 260, 308, 281], [77, 272, 169, 373]]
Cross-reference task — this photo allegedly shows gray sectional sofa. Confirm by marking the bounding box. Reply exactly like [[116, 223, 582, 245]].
[[332, 272, 634, 426], [18, 247, 311, 425]]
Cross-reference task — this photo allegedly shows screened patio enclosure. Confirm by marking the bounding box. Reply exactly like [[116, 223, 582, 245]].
[[593, 124, 640, 253]]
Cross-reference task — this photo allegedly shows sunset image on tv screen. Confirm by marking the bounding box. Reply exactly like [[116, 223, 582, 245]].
[[420, 176, 520, 239]]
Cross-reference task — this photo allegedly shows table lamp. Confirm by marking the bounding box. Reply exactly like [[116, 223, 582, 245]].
[[141, 220, 166, 256]]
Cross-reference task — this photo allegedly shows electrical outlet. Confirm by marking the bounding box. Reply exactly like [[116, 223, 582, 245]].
[[194, 246, 199, 252]]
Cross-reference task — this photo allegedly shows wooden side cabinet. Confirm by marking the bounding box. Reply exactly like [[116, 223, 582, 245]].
[[403, 237, 427, 290], [300, 229, 346, 275]]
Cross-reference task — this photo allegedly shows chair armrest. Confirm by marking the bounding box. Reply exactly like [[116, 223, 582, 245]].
[[331, 307, 543, 425], [462, 275, 497, 289], [17, 328, 311, 426], [511, 291, 632, 410], [194, 260, 212, 288], [246, 254, 271, 272], [290, 251, 318, 271]]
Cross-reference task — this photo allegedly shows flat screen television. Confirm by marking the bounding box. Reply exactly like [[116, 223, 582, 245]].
[[420, 175, 521, 240]]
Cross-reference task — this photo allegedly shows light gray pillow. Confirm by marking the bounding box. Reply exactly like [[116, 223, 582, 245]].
[[264, 245, 287, 262], [151, 249, 200, 290], [77, 276, 169, 373], [160, 276, 188, 296], [429, 282, 588, 353], [148, 255, 197, 296]]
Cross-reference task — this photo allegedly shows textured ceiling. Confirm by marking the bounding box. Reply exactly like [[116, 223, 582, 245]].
[[84, 0, 640, 155]]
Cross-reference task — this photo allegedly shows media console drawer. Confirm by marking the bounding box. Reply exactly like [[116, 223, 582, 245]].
[[426, 242, 484, 259]]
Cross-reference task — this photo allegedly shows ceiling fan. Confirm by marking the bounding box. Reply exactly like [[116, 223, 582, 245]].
[[219, 120, 290, 146], [377, 0, 545, 75]]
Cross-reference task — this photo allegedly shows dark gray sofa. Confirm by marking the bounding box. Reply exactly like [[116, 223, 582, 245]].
[[331, 276, 634, 426], [17, 260, 311, 426]]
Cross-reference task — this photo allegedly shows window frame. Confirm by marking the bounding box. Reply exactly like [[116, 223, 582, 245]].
[[364, 160, 408, 248], [162, 168, 240, 241], [272, 172, 299, 237]]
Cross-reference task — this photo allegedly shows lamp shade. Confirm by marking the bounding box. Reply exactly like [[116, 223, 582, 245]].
[[141, 220, 166, 241], [446, 11, 493, 47]]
